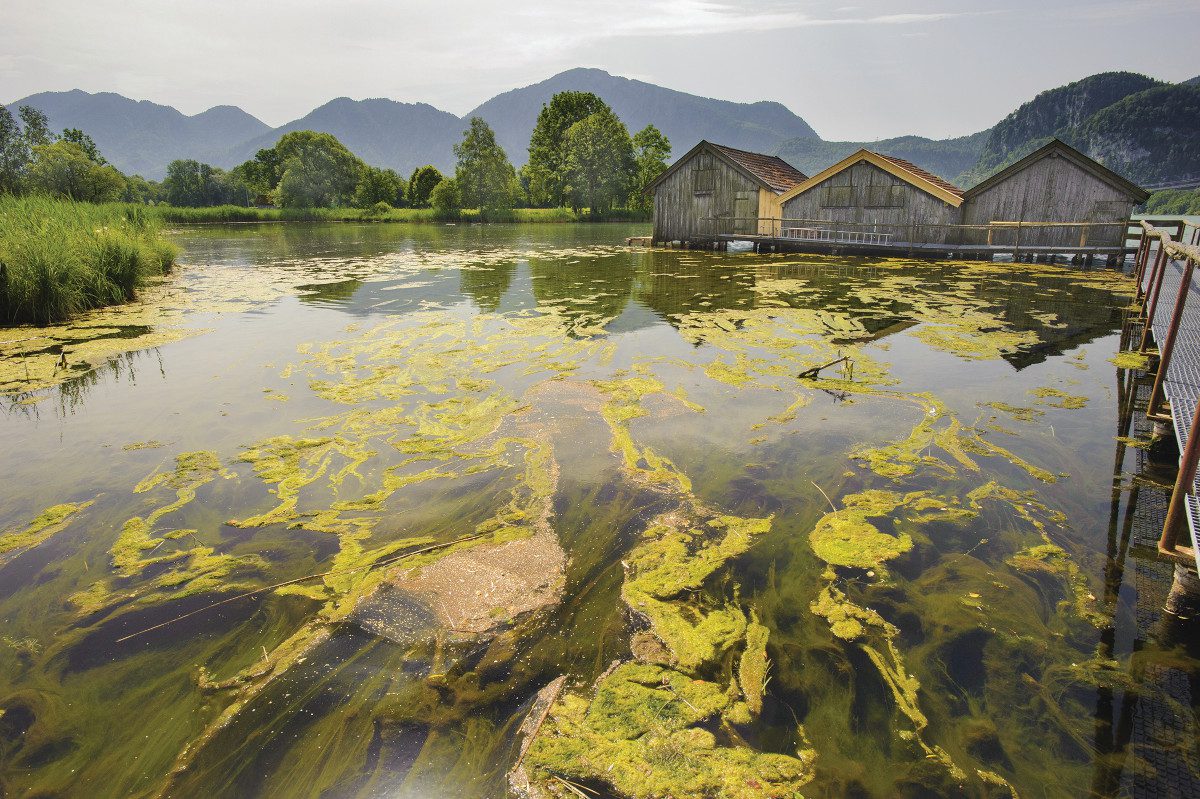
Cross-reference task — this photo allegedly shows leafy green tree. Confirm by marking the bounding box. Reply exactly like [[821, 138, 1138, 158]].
[[277, 146, 361, 207], [122, 174, 161, 204], [60, 128, 106, 164], [26, 140, 126, 202], [631, 125, 671, 211], [526, 91, 608, 206], [234, 131, 363, 206], [354, 166, 406, 208], [454, 117, 515, 212], [163, 159, 249, 206], [0, 105, 28, 194], [563, 108, 635, 214], [408, 164, 444, 207], [429, 177, 460, 219], [18, 106, 52, 147]]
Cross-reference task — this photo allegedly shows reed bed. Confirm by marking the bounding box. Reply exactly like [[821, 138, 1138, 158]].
[[0, 194, 178, 325]]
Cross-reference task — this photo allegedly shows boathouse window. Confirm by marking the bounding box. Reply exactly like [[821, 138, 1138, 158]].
[[863, 184, 906, 208], [820, 185, 853, 207], [693, 167, 715, 195]]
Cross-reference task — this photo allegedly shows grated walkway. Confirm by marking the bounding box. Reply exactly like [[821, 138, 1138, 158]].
[[1140, 241, 1200, 569], [1117, 310, 1200, 798]]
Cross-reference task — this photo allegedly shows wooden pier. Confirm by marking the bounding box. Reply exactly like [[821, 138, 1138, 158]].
[[675, 216, 1141, 264]]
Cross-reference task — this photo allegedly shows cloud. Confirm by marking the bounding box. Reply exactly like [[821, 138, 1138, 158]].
[[521, 1, 971, 41]]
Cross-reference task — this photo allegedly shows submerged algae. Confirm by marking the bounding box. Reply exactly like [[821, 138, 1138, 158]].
[[0, 500, 94, 562]]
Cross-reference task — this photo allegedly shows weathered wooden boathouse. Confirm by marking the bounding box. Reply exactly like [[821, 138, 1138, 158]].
[[646, 141, 806, 243], [650, 138, 1149, 262]]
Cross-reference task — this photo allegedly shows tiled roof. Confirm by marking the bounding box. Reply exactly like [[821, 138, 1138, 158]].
[[711, 144, 807, 193], [873, 152, 965, 198]]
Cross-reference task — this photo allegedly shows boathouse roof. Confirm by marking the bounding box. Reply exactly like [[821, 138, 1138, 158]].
[[646, 141, 808, 194], [777, 149, 966, 207], [962, 138, 1150, 202]]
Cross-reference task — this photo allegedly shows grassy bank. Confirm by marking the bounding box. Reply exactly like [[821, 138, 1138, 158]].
[[133, 204, 651, 225], [0, 195, 178, 325]]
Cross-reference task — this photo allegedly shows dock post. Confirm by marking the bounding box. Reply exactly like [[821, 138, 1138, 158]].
[[1147, 259, 1196, 418], [1159, 396, 1200, 561], [1134, 235, 1151, 299], [1138, 246, 1170, 353]]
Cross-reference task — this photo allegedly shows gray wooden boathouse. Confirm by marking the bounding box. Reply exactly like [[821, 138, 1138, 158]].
[[650, 138, 1149, 261], [646, 141, 806, 244]]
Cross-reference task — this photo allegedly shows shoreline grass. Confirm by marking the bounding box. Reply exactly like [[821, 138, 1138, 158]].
[[121, 204, 651, 225], [0, 195, 178, 326]]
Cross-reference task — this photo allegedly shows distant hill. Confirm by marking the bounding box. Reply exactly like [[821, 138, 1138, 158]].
[[775, 131, 989, 184], [1184, 76, 1200, 86], [8, 89, 269, 179], [1066, 83, 1200, 184], [467, 67, 818, 167], [958, 72, 1165, 185], [221, 97, 465, 177]]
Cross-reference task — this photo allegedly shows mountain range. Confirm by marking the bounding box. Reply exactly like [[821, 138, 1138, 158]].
[[8, 68, 1200, 188]]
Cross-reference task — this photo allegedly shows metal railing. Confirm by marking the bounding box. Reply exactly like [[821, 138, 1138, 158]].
[[1130, 220, 1200, 566], [701, 216, 1132, 251]]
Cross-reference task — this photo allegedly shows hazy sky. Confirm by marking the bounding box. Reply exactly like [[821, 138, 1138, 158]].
[[3, 0, 1198, 140]]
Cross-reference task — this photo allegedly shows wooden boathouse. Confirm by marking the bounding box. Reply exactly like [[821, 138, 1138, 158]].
[[646, 141, 806, 244], [650, 138, 1150, 262]]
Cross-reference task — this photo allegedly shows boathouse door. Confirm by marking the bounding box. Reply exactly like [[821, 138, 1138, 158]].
[[734, 192, 756, 235]]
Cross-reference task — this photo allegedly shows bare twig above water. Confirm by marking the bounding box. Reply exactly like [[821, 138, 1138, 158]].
[[798, 355, 850, 380], [811, 481, 838, 512]]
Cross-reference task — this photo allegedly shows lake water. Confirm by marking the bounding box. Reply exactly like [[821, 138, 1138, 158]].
[[0, 223, 1196, 798]]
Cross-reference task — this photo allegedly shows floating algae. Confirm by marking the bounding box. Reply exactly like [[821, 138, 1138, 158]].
[[808, 490, 917, 572], [0, 237, 1153, 799], [517, 344, 816, 796], [122, 440, 166, 451], [517, 662, 814, 799], [982, 401, 1044, 423], [0, 500, 94, 563], [737, 612, 770, 716], [1109, 350, 1152, 371], [519, 506, 815, 797], [1029, 386, 1088, 409]]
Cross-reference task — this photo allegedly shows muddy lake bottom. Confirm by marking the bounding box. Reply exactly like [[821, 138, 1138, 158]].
[[0, 222, 1197, 798]]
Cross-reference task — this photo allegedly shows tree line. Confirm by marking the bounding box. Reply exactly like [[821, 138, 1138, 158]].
[[0, 91, 671, 216], [0, 105, 155, 202]]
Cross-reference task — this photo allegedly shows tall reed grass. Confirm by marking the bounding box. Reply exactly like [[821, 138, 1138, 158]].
[[0, 195, 178, 325]]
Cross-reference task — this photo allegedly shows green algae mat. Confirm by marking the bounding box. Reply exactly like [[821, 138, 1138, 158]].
[[0, 222, 1195, 798]]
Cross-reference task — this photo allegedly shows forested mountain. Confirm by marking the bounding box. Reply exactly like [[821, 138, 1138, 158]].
[[1064, 83, 1200, 184], [8, 90, 269, 179], [467, 67, 818, 167], [774, 131, 989, 183], [221, 97, 465, 178], [969, 72, 1162, 177], [772, 72, 1200, 191]]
